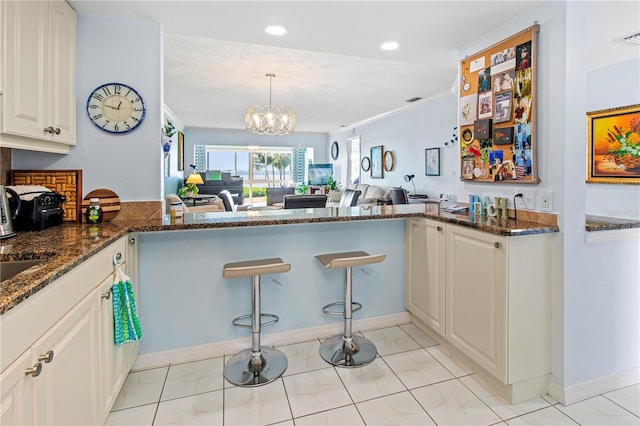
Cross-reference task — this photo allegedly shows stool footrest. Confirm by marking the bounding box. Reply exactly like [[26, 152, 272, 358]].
[[322, 301, 362, 316], [232, 313, 279, 329]]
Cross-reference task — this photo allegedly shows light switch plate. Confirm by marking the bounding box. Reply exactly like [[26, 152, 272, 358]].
[[539, 191, 552, 211]]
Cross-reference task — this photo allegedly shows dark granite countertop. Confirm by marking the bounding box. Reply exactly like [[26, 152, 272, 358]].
[[1, 204, 559, 315], [585, 215, 640, 232]]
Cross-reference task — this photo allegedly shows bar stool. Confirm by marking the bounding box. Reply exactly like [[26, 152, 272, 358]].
[[315, 251, 386, 367], [222, 258, 291, 386]]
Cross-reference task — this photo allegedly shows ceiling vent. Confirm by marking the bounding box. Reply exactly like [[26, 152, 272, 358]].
[[405, 96, 422, 103], [619, 31, 640, 44]]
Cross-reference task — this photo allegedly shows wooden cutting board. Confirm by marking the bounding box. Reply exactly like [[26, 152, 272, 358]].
[[81, 189, 121, 222]]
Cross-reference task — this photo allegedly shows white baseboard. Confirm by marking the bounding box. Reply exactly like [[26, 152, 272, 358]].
[[132, 312, 410, 371], [548, 367, 640, 405]]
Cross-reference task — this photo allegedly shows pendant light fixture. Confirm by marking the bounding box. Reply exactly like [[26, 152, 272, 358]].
[[246, 73, 295, 136]]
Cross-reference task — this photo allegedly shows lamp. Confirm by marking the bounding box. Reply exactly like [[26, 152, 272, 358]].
[[404, 174, 416, 195], [186, 173, 204, 185], [246, 73, 295, 136]]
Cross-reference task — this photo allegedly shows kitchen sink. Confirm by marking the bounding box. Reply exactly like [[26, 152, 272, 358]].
[[1, 260, 45, 282]]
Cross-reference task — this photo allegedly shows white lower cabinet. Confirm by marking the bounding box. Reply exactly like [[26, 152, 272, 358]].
[[445, 225, 507, 381], [0, 351, 33, 425], [406, 219, 552, 403], [405, 218, 446, 337], [0, 236, 139, 425], [31, 289, 100, 425], [98, 270, 139, 420]]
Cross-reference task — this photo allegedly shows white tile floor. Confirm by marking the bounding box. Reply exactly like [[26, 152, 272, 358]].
[[106, 324, 640, 426]]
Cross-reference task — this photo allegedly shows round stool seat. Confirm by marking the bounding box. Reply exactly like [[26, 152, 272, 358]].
[[222, 257, 290, 387]]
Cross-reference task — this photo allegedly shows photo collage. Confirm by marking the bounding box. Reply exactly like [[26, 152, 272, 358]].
[[459, 29, 536, 182]]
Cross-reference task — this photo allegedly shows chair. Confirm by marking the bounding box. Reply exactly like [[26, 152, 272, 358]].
[[218, 190, 250, 212], [283, 194, 328, 209], [266, 187, 295, 206], [222, 258, 291, 386], [389, 187, 409, 205], [338, 189, 361, 207], [315, 251, 386, 367]]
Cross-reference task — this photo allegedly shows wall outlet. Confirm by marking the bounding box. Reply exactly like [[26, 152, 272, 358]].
[[521, 191, 536, 210], [539, 191, 552, 211]]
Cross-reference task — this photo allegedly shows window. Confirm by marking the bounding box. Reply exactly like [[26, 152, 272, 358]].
[[197, 145, 314, 203]]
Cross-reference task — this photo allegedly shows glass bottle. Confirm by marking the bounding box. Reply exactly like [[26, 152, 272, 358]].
[[86, 198, 102, 224]]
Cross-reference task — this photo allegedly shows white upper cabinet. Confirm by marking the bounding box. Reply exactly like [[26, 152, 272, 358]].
[[1, 0, 76, 153]]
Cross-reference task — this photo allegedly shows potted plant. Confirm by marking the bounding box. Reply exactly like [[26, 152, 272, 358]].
[[326, 177, 342, 202], [162, 119, 176, 153], [177, 182, 199, 198]]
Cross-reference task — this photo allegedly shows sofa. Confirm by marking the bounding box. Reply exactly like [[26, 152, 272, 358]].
[[348, 184, 390, 205]]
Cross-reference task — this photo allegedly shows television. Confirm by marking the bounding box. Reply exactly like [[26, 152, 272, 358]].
[[308, 163, 333, 185]]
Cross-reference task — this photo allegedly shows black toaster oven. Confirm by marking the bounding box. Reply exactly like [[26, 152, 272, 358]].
[[14, 191, 65, 231]]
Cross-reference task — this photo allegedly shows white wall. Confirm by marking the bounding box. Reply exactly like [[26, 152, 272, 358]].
[[329, 94, 459, 198], [12, 15, 163, 201], [585, 58, 640, 219]]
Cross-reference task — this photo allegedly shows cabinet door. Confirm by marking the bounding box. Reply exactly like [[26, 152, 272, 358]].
[[405, 218, 446, 336], [98, 274, 127, 421], [445, 225, 507, 381], [2, 0, 48, 139], [47, 0, 76, 145], [32, 290, 100, 426], [0, 351, 34, 425]]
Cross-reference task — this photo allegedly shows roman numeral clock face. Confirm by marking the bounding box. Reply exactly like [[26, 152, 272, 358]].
[[86, 83, 145, 134]]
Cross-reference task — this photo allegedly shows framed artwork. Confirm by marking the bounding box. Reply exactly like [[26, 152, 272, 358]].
[[474, 119, 492, 139], [494, 127, 514, 145], [461, 155, 474, 179], [370, 145, 384, 178], [459, 94, 478, 126], [177, 131, 184, 171], [587, 104, 640, 184], [425, 148, 440, 176], [494, 91, 513, 123], [478, 92, 493, 119]]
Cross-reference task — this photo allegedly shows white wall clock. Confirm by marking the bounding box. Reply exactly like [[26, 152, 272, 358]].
[[86, 82, 145, 134]]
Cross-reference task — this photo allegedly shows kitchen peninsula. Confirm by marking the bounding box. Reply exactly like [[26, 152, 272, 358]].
[[1, 204, 561, 422]]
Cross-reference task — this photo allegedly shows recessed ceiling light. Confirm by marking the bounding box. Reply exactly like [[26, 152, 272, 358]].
[[619, 31, 640, 44], [381, 41, 399, 51], [265, 26, 287, 36]]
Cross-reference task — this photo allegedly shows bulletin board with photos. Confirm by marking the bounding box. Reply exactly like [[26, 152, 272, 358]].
[[459, 24, 540, 183]]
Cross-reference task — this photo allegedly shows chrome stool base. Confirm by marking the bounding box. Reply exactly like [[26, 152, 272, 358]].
[[319, 334, 377, 368], [224, 347, 288, 387]]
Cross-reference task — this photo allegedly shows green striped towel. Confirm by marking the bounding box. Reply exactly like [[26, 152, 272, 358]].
[[112, 266, 142, 346]]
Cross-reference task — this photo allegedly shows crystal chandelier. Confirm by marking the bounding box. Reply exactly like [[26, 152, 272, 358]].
[[246, 73, 295, 136]]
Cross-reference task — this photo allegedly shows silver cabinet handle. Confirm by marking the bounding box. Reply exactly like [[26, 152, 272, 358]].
[[101, 291, 111, 300], [494, 242, 502, 248], [437, 226, 443, 231], [38, 350, 54, 363], [44, 127, 61, 135], [25, 362, 42, 377], [128, 238, 135, 245]]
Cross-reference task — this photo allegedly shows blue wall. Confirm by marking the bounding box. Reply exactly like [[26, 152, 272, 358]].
[[137, 219, 406, 354]]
